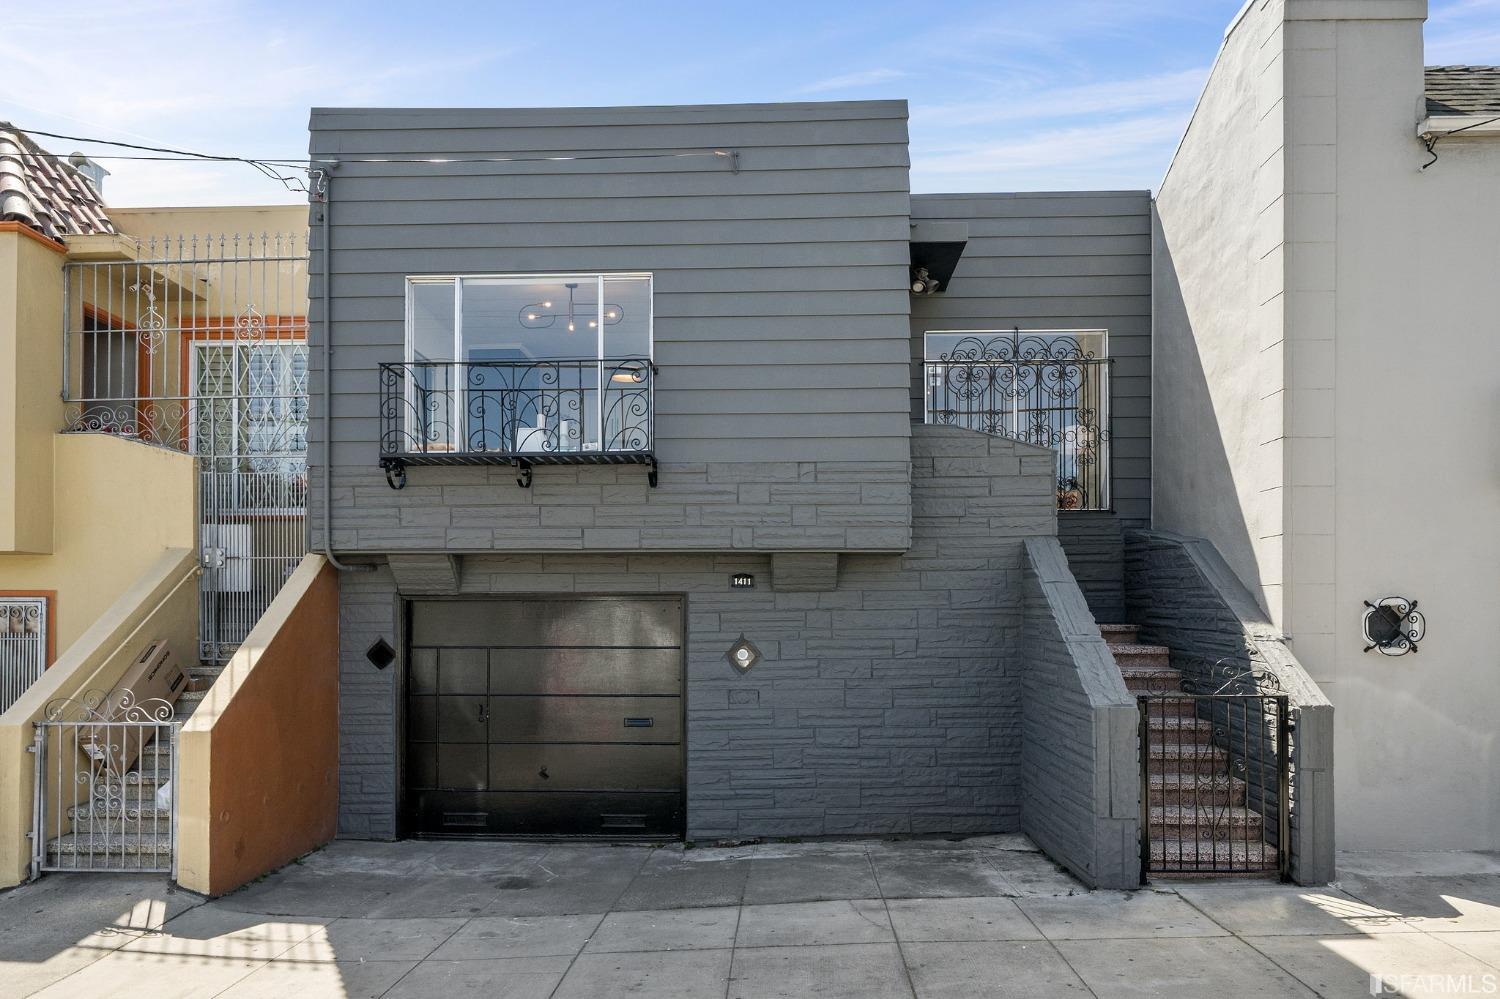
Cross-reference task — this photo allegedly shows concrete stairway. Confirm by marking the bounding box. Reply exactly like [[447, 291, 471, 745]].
[[1101, 624, 1279, 876], [44, 660, 225, 871]]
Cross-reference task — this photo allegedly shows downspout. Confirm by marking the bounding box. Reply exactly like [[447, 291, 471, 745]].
[[312, 164, 359, 572]]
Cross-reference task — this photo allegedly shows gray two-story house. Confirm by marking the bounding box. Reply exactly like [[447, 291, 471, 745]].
[[308, 99, 1166, 886]]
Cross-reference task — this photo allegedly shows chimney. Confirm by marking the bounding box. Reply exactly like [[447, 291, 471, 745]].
[[67, 152, 109, 194]]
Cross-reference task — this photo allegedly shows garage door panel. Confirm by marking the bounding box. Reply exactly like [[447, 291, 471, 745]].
[[408, 743, 438, 788], [408, 696, 438, 743], [438, 649, 487, 694], [410, 790, 683, 837], [437, 744, 488, 790], [406, 597, 684, 840], [486, 695, 681, 744], [409, 649, 439, 694], [488, 745, 683, 792], [437, 695, 488, 743], [409, 598, 681, 649], [488, 648, 682, 695]]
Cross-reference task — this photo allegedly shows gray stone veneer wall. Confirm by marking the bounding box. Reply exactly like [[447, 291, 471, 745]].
[[1056, 512, 1126, 622], [1020, 537, 1139, 889], [319, 459, 912, 555], [1124, 529, 1335, 885], [336, 425, 1055, 840]]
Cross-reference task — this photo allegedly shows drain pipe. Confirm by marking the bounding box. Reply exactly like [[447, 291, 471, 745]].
[[312, 164, 363, 573]]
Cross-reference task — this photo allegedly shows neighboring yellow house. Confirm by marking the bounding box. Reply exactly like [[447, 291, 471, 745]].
[[0, 126, 335, 894], [0, 124, 306, 675]]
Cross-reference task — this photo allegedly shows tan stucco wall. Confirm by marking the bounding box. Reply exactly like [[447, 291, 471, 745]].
[[0, 228, 66, 554], [1154, 0, 1500, 851], [177, 555, 338, 897], [0, 434, 196, 654], [0, 548, 198, 887]]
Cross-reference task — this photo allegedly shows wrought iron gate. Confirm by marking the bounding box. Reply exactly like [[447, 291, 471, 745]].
[[1139, 691, 1291, 879], [2, 597, 48, 713], [62, 234, 309, 664], [31, 690, 178, 875]]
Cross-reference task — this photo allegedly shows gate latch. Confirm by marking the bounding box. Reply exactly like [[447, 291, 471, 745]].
[[201, 547, 227, 570]]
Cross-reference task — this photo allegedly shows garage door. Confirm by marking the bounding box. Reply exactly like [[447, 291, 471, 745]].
[[403, 597, 684, 838]]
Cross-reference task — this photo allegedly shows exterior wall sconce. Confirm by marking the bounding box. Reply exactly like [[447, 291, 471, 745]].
[[1362, 596, 1425, 656], [726, 635, 761, 673]]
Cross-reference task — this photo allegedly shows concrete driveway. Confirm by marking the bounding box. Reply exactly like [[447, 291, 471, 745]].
[[5, 838, 1500, 998]]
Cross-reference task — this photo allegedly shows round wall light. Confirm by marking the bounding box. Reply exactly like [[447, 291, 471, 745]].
[[1362, 596, 1425, 656], [726, 634, 762, 674]]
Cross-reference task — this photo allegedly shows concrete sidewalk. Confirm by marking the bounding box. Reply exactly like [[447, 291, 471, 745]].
[[5, 839, 1500, 998]]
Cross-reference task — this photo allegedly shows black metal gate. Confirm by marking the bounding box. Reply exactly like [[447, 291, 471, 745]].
[[1139, 692, 1290, 879]]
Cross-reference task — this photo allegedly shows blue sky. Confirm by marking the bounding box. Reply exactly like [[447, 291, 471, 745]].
[[3, 0, 1499, 205]]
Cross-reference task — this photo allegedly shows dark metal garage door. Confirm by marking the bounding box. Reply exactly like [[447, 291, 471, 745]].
[[403, 597, 684, 838]]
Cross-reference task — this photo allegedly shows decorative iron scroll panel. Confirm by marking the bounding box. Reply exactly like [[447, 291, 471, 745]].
[[1, 597, 47, 713], [379, 359, 654, 463], [924, 333, 1111, 510], [61, 234, 309, 664], [1138, 691, 1290, 880], [32, 690, 179, 875]]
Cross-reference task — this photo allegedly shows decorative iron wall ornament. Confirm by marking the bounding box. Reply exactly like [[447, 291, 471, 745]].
[[1362, 596, 1425, 655]]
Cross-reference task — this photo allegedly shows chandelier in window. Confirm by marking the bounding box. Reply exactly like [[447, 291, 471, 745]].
[[518, 283, 624, 332]]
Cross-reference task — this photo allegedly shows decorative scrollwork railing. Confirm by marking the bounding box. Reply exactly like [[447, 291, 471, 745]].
[[32, 686, 179, 875], [924, 334, 1111, 510], [379, 358, 655, 472]]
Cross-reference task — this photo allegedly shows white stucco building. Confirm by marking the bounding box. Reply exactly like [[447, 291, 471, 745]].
[[1154, 0, 1500, 851]]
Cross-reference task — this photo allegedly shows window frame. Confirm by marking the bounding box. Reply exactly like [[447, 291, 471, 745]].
[[403, 273, 655, 454]]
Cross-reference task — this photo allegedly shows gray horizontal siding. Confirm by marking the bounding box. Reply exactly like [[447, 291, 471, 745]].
[[909, 191, 1153, 527], [310, 101, 914, 553]]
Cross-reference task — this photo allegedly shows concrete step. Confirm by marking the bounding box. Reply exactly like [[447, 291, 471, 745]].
[[1110, 643, 1171, 670], [46, 831, 173, 861], [1146, 743, 1230, 776], [1150, 804, 1264, 840], [1148, 774, 1248, 808], [67, 798, 170, 822], [1138, 695, 1202, 720], [1148, 837, 1280, 875], [135, 742, 175, 770], [1099, 623, 1140, 646], [175, 689, 208, 717], [1146, 715, 1217, 746], [1122, 667, 1184, 695], [185, 665, 224, 691]]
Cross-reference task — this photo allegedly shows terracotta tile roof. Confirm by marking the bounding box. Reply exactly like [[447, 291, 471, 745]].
[[1425, 66, 1500, 117], [0, 123, 115, 241]]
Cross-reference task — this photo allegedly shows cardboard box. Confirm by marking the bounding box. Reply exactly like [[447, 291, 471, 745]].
[[81, 640, 187, 774]]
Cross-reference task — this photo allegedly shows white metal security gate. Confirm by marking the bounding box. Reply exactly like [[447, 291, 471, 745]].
[[62, 234, 309, 664], [1, 597, 47, 713], [32, 692, 178, 875]]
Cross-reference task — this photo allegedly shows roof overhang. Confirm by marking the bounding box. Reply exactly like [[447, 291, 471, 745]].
[[1418, 114, 1500, 139], [909, 219, 968, 292]]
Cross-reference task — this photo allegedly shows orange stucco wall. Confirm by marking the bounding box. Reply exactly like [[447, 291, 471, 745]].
[[196, 560, 339, 896]]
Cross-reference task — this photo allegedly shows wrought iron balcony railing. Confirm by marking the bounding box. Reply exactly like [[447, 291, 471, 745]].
[[378, 358, 656, 488], [924, 340, 1111, 510]]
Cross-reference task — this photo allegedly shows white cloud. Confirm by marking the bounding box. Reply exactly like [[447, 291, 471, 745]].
[[911, 112, 1188, 191], [795, 68, 909, 94], [915, 67, 1207, 128], [0, 0, 507, 206]]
